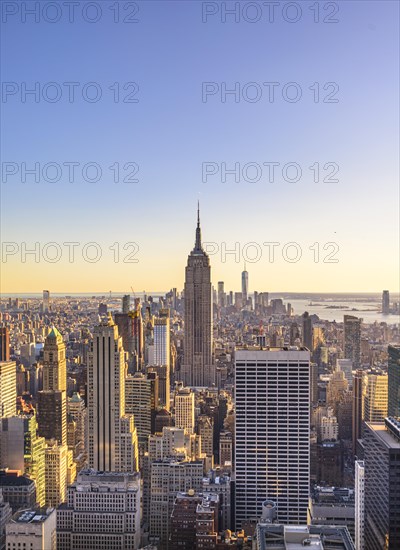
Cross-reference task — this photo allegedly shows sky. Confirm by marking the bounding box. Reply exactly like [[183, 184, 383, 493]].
[[0, 0, 399, 293]]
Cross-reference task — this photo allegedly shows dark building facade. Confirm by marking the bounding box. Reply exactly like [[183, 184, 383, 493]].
[[388, 345, 400, 417], [37, 390, 67, 445], [0, 327, 10, 361], [364, 418, 400, 550]]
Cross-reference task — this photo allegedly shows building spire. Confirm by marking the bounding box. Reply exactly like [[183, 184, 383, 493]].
[[195, 201, 202, 251]]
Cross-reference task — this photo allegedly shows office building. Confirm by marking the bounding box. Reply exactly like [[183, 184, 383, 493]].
[[355, 460, 365, 550], [344, 315, 361, 369], [5, 507, 56, 550], [181, 206, 215, 387], [388, 344, 400, 417], [364, 418, 400, 549], [255, 524, 355, 550], [67, 392, 86, 462], [337, 358, 353, 388], [203, 470, 232, 530], [235, 347, 310, 527], [153, 309, 170, 369], [242, 264, 248, 304], [37, 390, 67, 446], [0, 328, 10, 362], [175, 387, 195, 433], [42, 290, 50, 313], [302, 312, 312, 350], [0, 414, 46, 507], [147, 364, 170, 411], [169, 491, 203, 550], [44, 440, 68, 507], [0, 472, 36, 513], [87, 317, 139, 472], [43, 326, 66, 392], [364, 372, 388, 423], [122, 294, 131, 314], [56, 470, 141, 550], [0, 362, 16, 419], [0, 492, 12, 550], [149, 459, 203, 547], [352, 370, 366, 456], [217, 281, 225, 308], [169, 491, 218, 550], [307, 486, 355, 541], [197, 414, 213, 463], [219, 431, 233, 471], [125, 372, 152, 448], [382, 290, 390, 315]]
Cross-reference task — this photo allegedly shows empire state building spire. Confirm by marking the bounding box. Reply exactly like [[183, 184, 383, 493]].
[[194, 201, 202, 252]]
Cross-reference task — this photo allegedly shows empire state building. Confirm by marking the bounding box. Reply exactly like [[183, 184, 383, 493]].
[[181, 206, 215, 387]]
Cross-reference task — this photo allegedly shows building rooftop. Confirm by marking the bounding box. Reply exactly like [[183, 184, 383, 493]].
[[311, 486, 354, 506], [47, 326, 62, 339], [365, 420, 400, 449], [0, 473, 35, 487], [236, 346, 309, 352], [12, 507, 54, 524], [256, 524, 355, 550]]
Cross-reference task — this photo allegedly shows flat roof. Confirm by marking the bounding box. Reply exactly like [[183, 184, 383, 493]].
[[365, 422, 400, 449]]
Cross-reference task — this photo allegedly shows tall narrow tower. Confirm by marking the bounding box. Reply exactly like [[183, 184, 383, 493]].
[[88, 316, 138, 472], [241, 263, 248, 305], [37, 327, 67, 445], [181, 204, 215, 387]]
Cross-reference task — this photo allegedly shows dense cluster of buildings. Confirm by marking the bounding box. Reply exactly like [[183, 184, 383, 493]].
[[0, 211, 399, 549]]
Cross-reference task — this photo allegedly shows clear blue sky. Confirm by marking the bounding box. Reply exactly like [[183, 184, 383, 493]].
[[1, 0, 399, 292]]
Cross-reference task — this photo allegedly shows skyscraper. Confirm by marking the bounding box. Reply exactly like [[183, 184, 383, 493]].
[[388, 344, 400, 417], [87, 316, 138, 472], [352, 369, 366, 456], [344, 315, 361, 369], [217, 281, 225, 308], [37, 390, 67, 445], [43, 326, 66, 392], [0, 361, 16, 419], [382, 290, 390, 314], [181, 205, 215, 387], [56, 470, 141, 550], [235, 347, 310, 527], [153, 309, 170, 369], [175, 387, 195, 434], [0, 327, 10, 362], [122, 294, 131, 314], [364, 418, 400, 549], [38, 327, 68, 463], [149, 459, 204, 547], [364, 372, 388, 423], [355, 460, 365, 550], [302, 312, 313, 350], [125, 372, 153, 448], [42, 290, 50, 313], [241, 263, 248, 305]]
